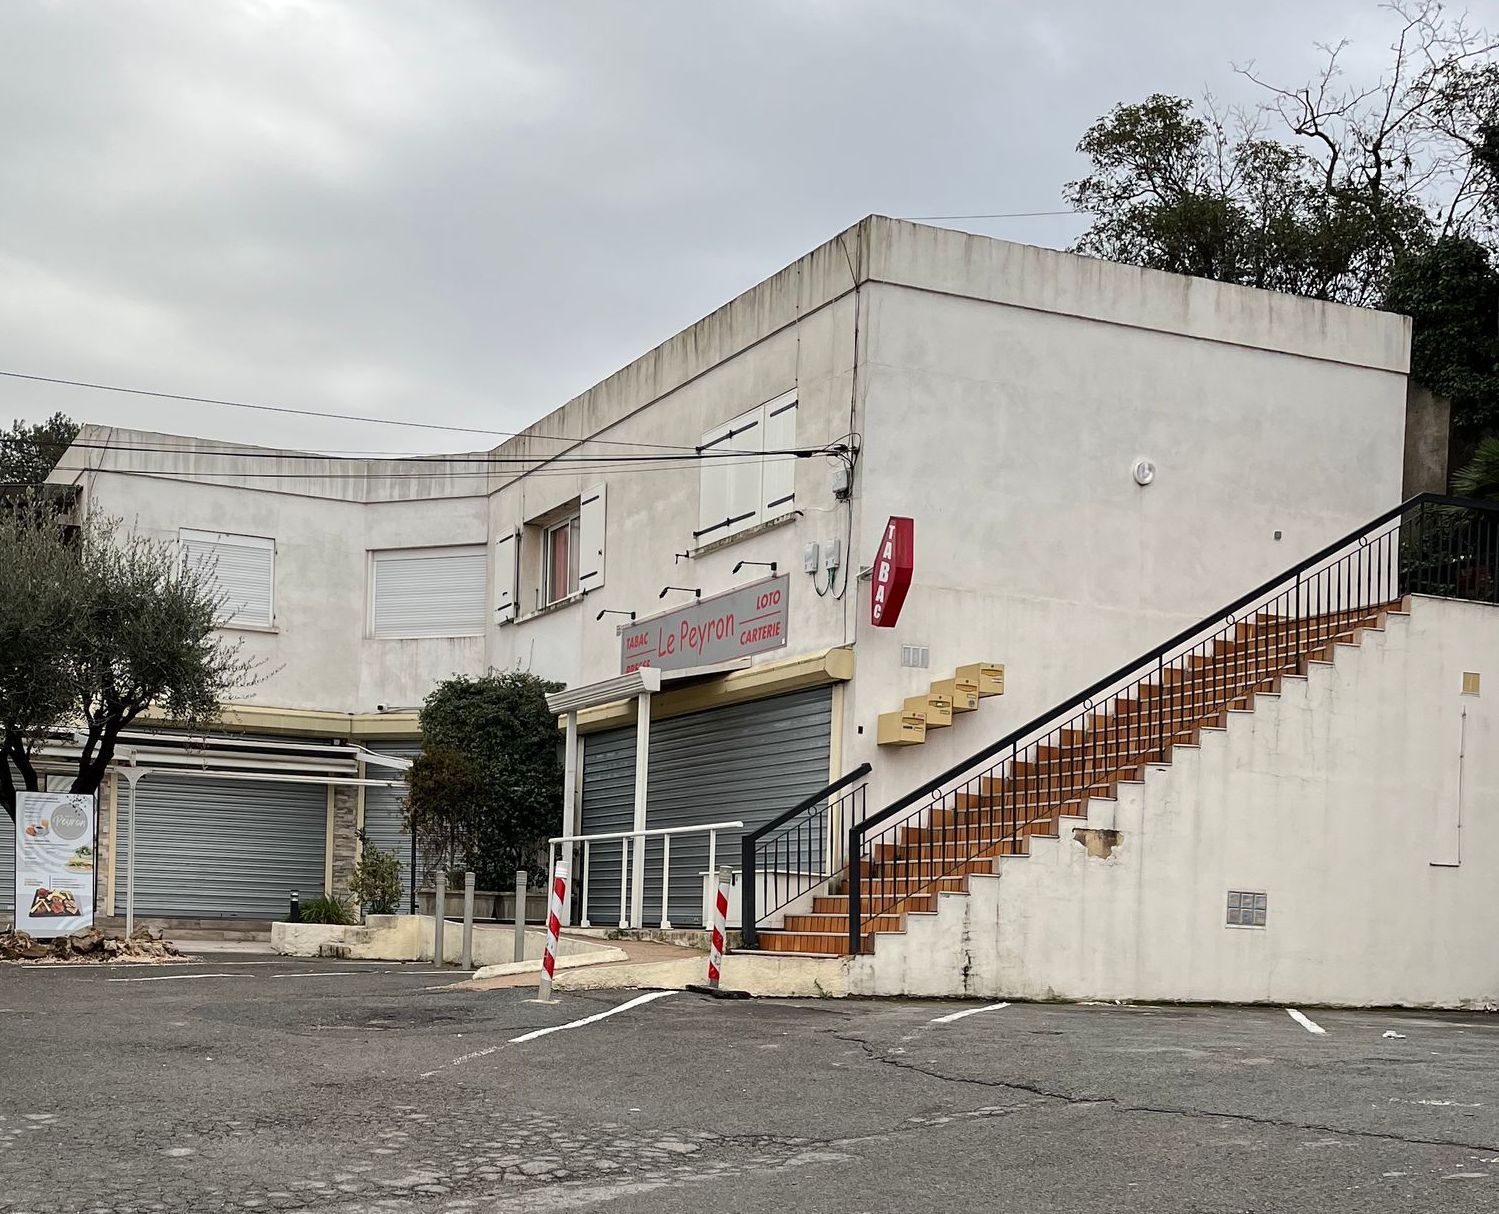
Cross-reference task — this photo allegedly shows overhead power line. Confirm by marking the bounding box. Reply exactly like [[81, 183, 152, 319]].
[[8, 437, 830, 466], [0, 369, 703, 452]]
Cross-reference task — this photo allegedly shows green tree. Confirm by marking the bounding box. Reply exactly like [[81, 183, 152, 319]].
[[1452, 435, 1499, 500], [0, 511, 259, 821], [404, 672, 563, 889], [0, 413, 79, 485], [1066, 94, 1429, 307], [1385, 237, 1499, 438]]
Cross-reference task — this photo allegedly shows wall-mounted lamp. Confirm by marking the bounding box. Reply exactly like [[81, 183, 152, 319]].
[[595, 608, 637, 622], [732, 560, 778, 576], [659, 585, 702, 601]]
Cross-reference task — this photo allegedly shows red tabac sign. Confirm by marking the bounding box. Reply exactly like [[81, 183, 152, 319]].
[[870, 516, 914, 628]]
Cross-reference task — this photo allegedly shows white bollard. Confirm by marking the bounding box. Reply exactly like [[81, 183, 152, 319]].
[[536, 858, 570, 1003], [706, 865, 731, 990], [434, 871, 446, 966]]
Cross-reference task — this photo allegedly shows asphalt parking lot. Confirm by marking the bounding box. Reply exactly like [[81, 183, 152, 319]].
[[2, 954, 1498, 1213]]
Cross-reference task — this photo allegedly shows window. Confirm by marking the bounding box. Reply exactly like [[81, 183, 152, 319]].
[[544, 514, 580, 605], [1226, 890, 1268, 928], [496, 484, 605, 623], [697, 389, 797, 546], [370, 546, 487, 638], [179, 529, 274, 629]]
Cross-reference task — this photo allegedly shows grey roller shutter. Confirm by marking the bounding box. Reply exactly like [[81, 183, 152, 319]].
[[1, 796, 14, 919], [361, 749, 418, 911], [372, 548, 487, 638], [578, 727, 636, 928], [578, 687, 833, 929], [643, 687, 832, 927], [116, 776, 328, 918]]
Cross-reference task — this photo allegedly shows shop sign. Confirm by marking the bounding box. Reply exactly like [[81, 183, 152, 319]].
[[870, 516, 914, 628], [622, 575, 789, 674], [14, 790, 97, 938]]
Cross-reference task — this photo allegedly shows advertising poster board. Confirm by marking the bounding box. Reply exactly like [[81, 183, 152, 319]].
[[15, 790, 97, 938]]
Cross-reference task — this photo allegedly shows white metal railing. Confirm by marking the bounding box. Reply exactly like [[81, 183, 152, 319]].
[[549, 820, 744, 930]]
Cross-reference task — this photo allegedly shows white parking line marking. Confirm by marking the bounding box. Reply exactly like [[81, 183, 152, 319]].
[[1286, 1008, 1327, 1035], [929, 1001, 1010, 1025], [107, 973, 244, 983], [419, 1044, 505, 1079], [510, 989, 679, 1043]]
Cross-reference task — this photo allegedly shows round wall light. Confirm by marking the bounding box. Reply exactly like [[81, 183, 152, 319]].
[[1132, 458, 1156, 487]]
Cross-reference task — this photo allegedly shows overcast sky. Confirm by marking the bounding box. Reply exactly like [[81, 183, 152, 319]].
[[2, 0, 1494, 454]]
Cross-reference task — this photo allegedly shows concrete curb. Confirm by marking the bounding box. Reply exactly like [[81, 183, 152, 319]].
[[472, 946, 629, 981]]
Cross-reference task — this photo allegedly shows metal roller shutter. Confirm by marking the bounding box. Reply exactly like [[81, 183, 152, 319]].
[[116, 776, 328, 918], [1, 801, 14, 919], [579, 687, 833, 929], [360, 748, 418, 910], [578, 727, 636, 928]]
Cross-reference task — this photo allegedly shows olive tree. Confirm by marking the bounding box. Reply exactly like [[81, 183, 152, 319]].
[[0, 507, 259, 821]]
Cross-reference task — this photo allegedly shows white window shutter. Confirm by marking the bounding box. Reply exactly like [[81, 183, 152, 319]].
[[372, 548, 487, 638], [494, 530, 519, 624], [180, 530, 274, 629], [696, 406, 763, 543], [761, 392, 798, 518], [577, 485, 606, 593]]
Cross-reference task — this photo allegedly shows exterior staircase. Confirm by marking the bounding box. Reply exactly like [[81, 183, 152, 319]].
[[750, 602, 1400, 956]]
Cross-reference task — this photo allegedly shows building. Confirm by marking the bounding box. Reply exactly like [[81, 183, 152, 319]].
[[16, 217, 1459, 1001]]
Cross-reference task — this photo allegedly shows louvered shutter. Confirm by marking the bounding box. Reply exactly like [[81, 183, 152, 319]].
[[372, 547, 487, 638], [180, 530, 274, 628], [577, 485, 606, 593], [760, 392, 798, 517]]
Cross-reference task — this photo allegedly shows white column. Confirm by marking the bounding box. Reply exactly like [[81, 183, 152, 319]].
[[561, 710, 579, 925], [630, 690, 650, 928]]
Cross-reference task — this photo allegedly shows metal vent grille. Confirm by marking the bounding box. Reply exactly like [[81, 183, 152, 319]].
[[1226, 890, 1268, 927], [900, 645, 930, 669]]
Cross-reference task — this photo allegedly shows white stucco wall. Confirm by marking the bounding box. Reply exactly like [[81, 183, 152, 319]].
[[54, 429, 490, 713], [843, 219, 1411, 810], [850, 596, 1499, 1008]]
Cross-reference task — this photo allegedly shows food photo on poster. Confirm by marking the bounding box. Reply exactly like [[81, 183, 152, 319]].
[[14, 790, 98, 938]]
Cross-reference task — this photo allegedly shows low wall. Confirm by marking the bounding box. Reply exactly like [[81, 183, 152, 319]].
[[272, 915, 619, 966], [413, 889, 552, 922]]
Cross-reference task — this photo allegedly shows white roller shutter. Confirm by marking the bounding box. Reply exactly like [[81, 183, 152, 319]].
[[494, 530, 519, 624], [760, 392, 798, 517], [577, 485, 606, 593], [116, 776, 328, 919], [180, 530, 274, 628], [372, 547, 487, 638]]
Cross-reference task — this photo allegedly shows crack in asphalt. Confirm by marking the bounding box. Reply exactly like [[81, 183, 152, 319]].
[[833, 1030, 1499, 1156]]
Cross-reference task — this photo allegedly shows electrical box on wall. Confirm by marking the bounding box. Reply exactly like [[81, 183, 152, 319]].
[[823, 539, 841, 571], [802, 542, 821, 574]]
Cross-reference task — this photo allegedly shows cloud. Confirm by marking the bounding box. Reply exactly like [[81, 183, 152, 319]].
[[1, 0, 1493, 453]]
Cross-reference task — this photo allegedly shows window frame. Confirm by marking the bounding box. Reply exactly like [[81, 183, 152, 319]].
[[368, 544, 488, 640], [178, 528, 276, 631], [542, 512, 582, 607]]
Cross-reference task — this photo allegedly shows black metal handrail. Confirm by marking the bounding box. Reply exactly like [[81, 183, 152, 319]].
[[740, 762, 871, 949], [847, 494, 1499, 954]]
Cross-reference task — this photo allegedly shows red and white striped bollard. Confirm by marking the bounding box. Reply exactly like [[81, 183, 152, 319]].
[[537, 857, 570, 1003], [706, 865, 730, 991]]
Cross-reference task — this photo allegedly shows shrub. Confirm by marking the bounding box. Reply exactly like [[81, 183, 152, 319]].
[[350, 842, 404, 915], [299, 894, 355, 925]]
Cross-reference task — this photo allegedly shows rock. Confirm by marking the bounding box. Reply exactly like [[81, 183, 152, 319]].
[[69, 926, 106, 954]]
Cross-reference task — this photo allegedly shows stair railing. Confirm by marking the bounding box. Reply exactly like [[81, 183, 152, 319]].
[[847, 495, 1499, 955], [740, 763, 871, 950]]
